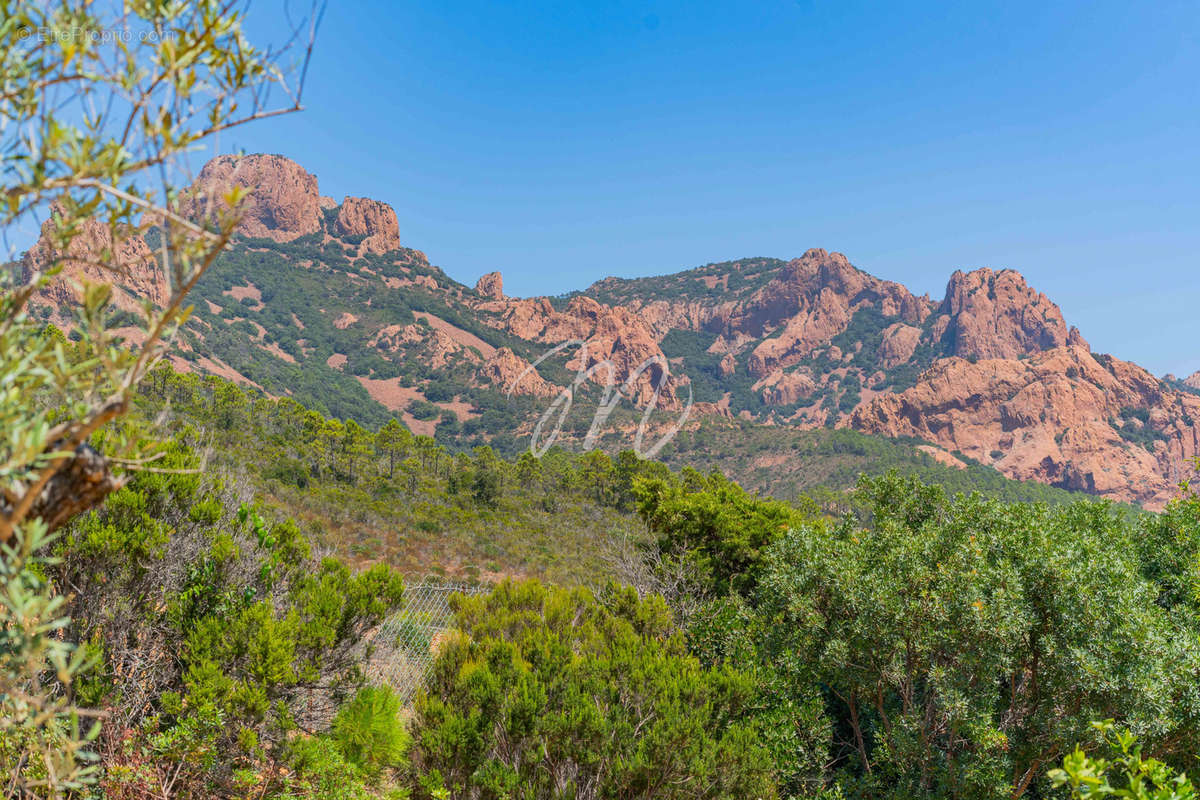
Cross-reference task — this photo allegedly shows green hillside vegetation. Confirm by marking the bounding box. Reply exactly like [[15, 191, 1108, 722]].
[[657, 418, 1105, 509], [581, 256, 789, 306], [174, 221, 593, 428], [131, 362, 1109, 585]]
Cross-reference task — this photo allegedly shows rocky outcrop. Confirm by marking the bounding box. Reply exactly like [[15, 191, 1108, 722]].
[[718, 353, 736, 378], [736, 249, 931, 377], [370, 321, 484, 370], [335, 197, 400, 254], [475, 271, 504, 300], [932, 268, 1086, 360], [23, 206, 166, 310], [847, 345, 1200, 508], [475, 294, 679, 407], [482, 348, 557, 398], [879, 323, 923, 368], [180, 154, 322, 242], [1185, 371, 1200, 391], [754, 370, 816, 406]]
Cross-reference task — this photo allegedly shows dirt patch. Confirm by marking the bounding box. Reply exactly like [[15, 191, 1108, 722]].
[[916, 445, 967, 470], [224, 282, 264, 311], [326, 353, 347, 370], [355, 377, 423, 411], [260, 342, 296, 363], [333, 311, 357, 329], [751, 453, 791, 469], [355, 377, 437, 436], [439, 398, 479, 422], [414, 312, 496, 359], [196, 355, 265, 391], [291, 313, 305, 329]]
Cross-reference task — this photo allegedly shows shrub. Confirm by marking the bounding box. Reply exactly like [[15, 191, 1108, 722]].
[[408, 580, 777, 799], [332, 686, 409, 777]]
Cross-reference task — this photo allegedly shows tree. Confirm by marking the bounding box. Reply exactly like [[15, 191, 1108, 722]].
[[340, 418, 372, 483], [408, 580, 777, 800], [750, 473, 1200, 799], [0, 0, 318, 791], [514, 450, 543, 489], [634, 467, 814, 597], [375, 418, 412, 478]]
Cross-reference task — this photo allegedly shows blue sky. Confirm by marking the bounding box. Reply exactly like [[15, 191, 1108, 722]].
[[226, 0, 1199, 377]]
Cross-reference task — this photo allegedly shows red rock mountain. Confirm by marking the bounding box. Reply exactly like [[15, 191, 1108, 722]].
[[180, 153, 323, 242], [335, 197, 400, 254], [24, 153, 1198, 508], [22, 204, 167, 311]]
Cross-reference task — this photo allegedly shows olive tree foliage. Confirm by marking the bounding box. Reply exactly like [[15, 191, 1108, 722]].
[[0, 0, 319, 793]]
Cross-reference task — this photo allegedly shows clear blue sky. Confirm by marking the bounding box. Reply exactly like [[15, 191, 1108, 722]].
[[227, 0, 1199, 377]]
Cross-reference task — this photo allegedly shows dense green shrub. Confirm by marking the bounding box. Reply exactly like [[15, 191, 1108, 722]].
[[51, 443, 406, 797], [408, 580, 777, 799], [663, 472, 1200, 799], [633, 467, 818, 596]]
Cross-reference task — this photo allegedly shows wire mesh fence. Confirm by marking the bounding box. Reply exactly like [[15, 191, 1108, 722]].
[[366, 578, 489, 704]]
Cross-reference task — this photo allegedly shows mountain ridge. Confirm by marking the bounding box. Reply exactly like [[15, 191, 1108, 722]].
[[21, 153, 1199, 508]]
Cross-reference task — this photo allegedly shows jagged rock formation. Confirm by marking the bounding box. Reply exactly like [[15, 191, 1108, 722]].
[[475, 294, 678, 406], [23, 205, 166, 310], [848, 345, 1200, 508], [1186, 371, 1200, 391], [734, 249, 930, 377], [753, 370, 816, 406], [475, 271, 504, 300], [931, 268, 1087, 359], [179, 154, 322, 242], [483, 347, 557, 397], [335, 197, 400, 254]]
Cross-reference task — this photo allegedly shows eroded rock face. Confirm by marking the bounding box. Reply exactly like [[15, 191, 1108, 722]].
[[181, 154, 322, 242], [23, 205, 166, 310], [935, 268, 1087, 360], [846, 345, 1200, 508], [754, 370, 816, 406], [879, 323, 923, 368], [482, 347, 557, 397], [475, 271, 504, 300], [1185, 371, 1200, 391], [335, 197, 400, 254], [737, 249, 931, 377], [474, 294, 679, 407], [718, 352, 736, 378]]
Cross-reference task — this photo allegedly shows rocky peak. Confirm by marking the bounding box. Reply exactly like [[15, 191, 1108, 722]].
[[1185, 371, 1200, 391], [181, 154, 322, 242], [335, 197, 400, 254], [735, 248, 930, 377], [475, 271, 504, 300], [23, 204, 166, 310], [935, 268, 1085, 359]]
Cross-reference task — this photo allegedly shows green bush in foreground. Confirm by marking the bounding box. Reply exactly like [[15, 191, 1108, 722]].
[[408, 580, 778, 799], [1050, 722, 1196, 799]]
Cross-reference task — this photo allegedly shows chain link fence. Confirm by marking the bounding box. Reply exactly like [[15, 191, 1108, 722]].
[[366, 578, 489, 704]]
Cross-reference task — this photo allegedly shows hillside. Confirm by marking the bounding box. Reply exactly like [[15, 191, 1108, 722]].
[[22, 152, 1200, 508], [126, 364, 1098, 584]]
